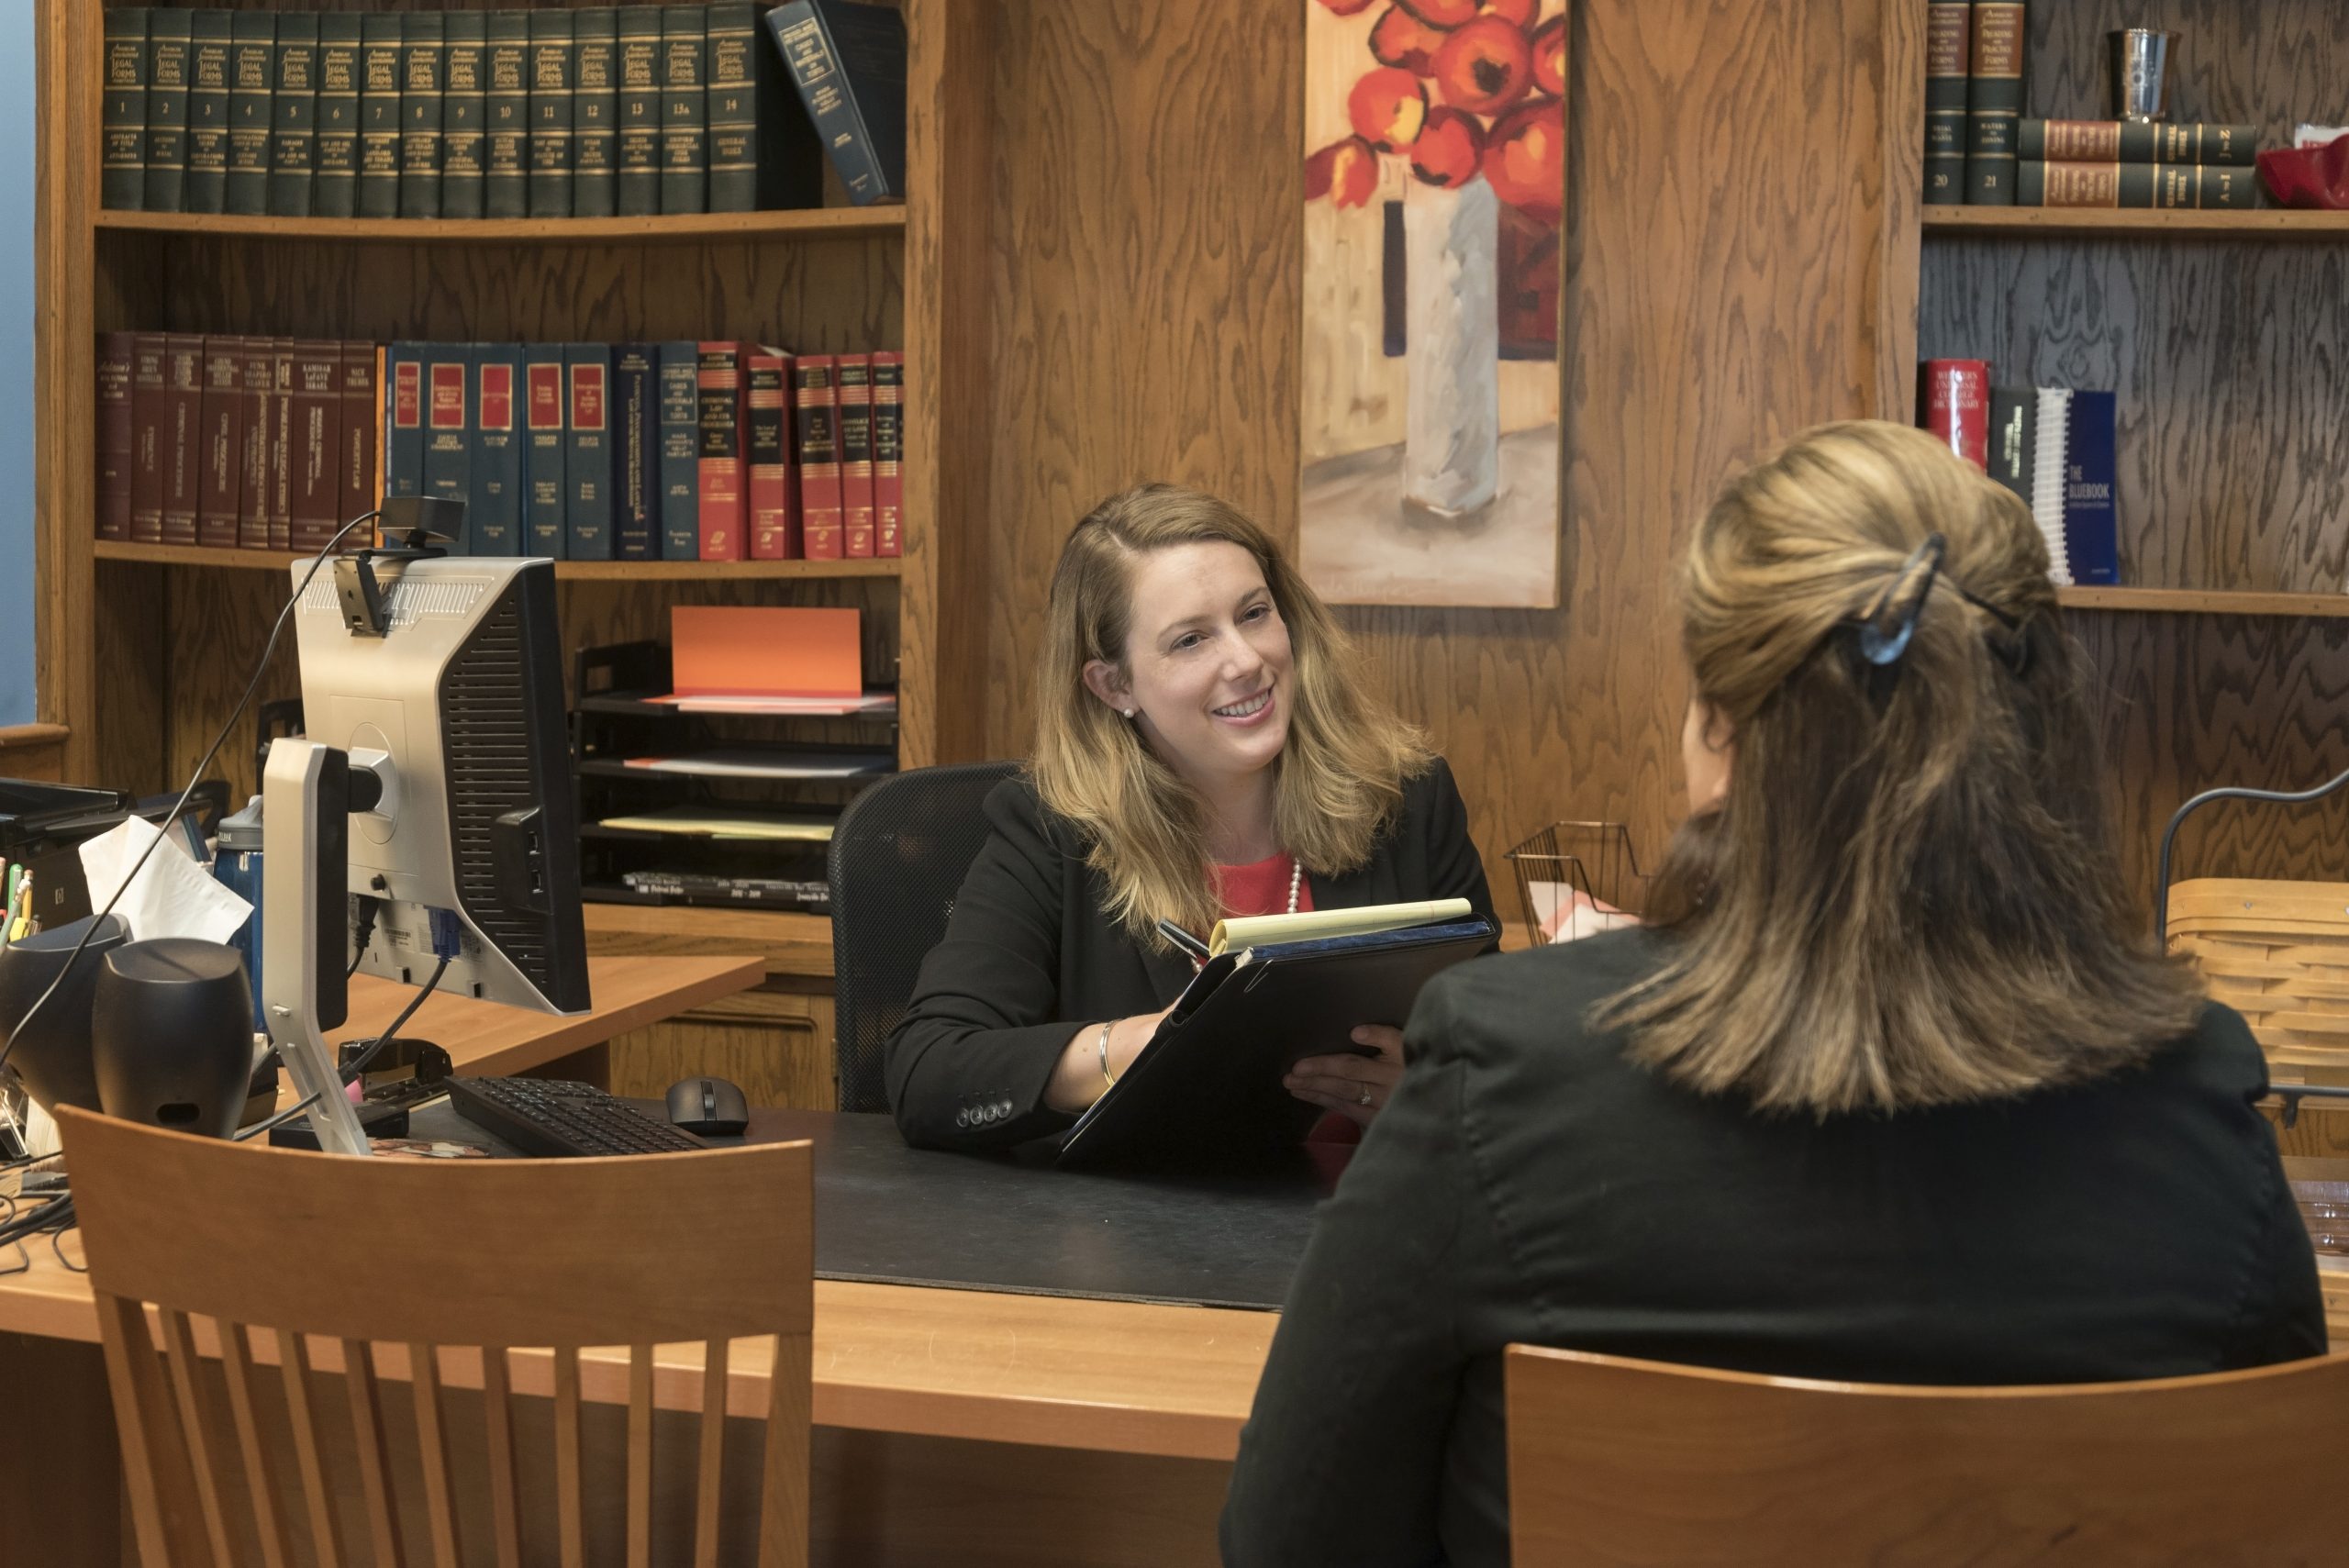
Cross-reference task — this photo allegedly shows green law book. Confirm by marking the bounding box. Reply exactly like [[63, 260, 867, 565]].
[[660, 6, 707, 215], [102, 7, 150, 211], [484, 13, 530, 220], [442, 12, 488, 219], [400, 12, 446, 218], [358, 16, 403, 220], [184, 11, 232, 215], [529, 9, 576, 218], [314, 14, 362, 219], [267, 12, 318, 218], [144, 8, 192, 214], [616, 7, 663, 217], [224, 10, 274, 216], [573, 9, 619, 219]]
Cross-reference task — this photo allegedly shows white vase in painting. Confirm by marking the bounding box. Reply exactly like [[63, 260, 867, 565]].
[[1400, 174, 1501, 517]]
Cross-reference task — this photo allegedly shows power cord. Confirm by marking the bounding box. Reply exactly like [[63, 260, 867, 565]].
[[0, 508, 386, 1084], [235, 952, 451, 1146]]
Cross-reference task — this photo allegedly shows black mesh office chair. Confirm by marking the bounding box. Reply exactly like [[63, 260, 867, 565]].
[[829, 760, 1022, 1112]]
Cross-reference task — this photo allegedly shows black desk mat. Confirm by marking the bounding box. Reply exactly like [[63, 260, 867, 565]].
[[413, 1103, 1336, 1311]]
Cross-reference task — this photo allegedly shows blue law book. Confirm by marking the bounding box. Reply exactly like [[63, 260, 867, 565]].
[[564, 343, 614, 560], [2062, 389, 2121, 586], [421, 342, 473, 552], [763, 0, 905, 206], [656, 340, 701, 559], [524, 343, 568, 559], [469, 344, 524, 554], [611, 343, 659, 561], [384, 342, 426, 499]]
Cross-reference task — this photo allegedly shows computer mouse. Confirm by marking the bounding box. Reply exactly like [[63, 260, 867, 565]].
[[665, 1075, 751, 1137]]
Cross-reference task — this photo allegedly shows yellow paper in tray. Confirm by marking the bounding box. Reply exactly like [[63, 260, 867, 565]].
[[597, 807, 836, 842], [1206, 898, 1474, 958]]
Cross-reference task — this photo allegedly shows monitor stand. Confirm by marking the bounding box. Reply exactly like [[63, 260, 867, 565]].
[[261, 740, 373, 1157]]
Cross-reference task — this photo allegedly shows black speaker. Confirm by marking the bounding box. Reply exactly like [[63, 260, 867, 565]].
[[0, 913, 128, 1115], [91, 939, 256, 1140]]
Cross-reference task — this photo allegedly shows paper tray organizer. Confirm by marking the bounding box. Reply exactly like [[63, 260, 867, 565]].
[[569, 640, 900, 914], [1503, 820, 1653, 949]]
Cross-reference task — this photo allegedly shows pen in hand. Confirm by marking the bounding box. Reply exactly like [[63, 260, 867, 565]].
[[1156, 918, 1211, 961]]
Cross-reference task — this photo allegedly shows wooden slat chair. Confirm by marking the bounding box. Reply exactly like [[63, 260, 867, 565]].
[[1506, 1344, 2349, 1566], [58, 1106, 812, 1568]]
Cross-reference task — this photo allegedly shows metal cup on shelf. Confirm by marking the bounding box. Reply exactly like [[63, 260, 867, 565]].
[[2108, 28, 2180, 123]]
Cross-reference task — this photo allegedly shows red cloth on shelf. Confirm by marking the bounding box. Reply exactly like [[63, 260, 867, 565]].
[[2256, 132, 2349, 209]]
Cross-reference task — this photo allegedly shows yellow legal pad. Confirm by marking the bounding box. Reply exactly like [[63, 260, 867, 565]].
[[1206, 898, 1475, 959]]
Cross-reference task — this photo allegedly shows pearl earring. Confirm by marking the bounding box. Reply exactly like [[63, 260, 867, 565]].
[[1122, 708, 1136, 719]]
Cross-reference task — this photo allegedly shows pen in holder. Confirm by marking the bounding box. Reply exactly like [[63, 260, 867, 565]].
[[1503, 821, 1652, 948]]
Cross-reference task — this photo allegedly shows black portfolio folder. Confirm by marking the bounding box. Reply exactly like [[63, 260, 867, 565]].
[[1055, 916, 1497, 1172]]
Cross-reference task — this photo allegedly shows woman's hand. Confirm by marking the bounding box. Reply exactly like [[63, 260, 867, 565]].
[[1285, 1025, 1406, 1128], [1044, 1003, 1178, 1113]]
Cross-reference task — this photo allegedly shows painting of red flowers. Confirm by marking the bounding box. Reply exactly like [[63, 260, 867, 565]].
[[1302, 0, 1564, 608]]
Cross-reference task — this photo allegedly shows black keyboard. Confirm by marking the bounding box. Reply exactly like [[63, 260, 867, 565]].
[[444, 1077, 709, 1158]]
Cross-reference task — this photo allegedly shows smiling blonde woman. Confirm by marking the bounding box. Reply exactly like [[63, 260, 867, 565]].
[[884, 484, 1495, 1151]]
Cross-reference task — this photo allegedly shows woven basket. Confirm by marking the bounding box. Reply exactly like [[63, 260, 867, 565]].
[[2167, 878, 2349, 1083]]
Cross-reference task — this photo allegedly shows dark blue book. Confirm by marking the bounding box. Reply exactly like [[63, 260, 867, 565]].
[[2062, 389, 2121, 586], [103, 7, 150, 211], [612, 344, 659, 561], [525, 345, 568, 559], [145, 8, 193, 213], [185, 11, 233, 214], [266, 12, 317, 217], [422, 344, 473, 551], [565, 344, 614, 560], [384, 343, 427, 500], [764, 0, 906, 206], [656, 340, 701, 558], [471, 345, 524, 555]]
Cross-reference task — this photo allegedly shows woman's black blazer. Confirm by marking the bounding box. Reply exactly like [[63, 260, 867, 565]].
[[883, 758, 1497, 1150]]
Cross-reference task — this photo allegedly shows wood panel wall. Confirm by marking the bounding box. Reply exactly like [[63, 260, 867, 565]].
[[970, 0, 1919, 910]]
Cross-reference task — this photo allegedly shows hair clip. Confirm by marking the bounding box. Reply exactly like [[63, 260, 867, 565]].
[[1854, 533, 1947, 667]]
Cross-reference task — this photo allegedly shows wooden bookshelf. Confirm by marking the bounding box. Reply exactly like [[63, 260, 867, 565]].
[[2057, 586, 2349, 618], [1923, 207, 2349, 241], [93, 206, 907, 246], [92, 540, 904, 581], [35, 0, 992, 1112], [1900, 0, 2349, 905]]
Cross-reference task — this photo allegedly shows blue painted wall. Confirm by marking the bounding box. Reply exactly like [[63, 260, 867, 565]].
[[0, 0, 35, 727]]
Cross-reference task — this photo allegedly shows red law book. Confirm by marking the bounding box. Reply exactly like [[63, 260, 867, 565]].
[[269, 338, 295, 550], [695, 340, 749, 562], [95, 333, 135, 541], [338, 341, 379, 534], [237, 338, 274, 549], [745, 349, 796, 560], [195, 335, 245, 549], [161, 333, 205, 546], [1921, 359, 1989, 471], [128, 333, 168, 543], [794, 355, 843, 561], [835, 352, 875, 558], [871, 350, 902, 558], [288, 339, 344, 552]]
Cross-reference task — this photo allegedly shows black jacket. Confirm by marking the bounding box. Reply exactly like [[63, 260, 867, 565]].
[[1220, 928, 2329, 1568], [885, 759, 1497, 1151]]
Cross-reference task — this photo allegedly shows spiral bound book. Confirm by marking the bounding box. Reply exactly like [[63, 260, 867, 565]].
[[2031, 386, 2074, 586]]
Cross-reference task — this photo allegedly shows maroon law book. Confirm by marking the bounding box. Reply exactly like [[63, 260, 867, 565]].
[[237, 337, 273, 549], [95, 332, 135, 541], [269, 338, 295, 551], [161, 333, 205, 546], [288, 339, 344, 552], [196, 335, 246, 549], [339, 341, 379, 531], [128, 333, 169, 544]]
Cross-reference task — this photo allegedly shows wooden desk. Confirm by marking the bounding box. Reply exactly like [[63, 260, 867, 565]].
[[334, 952, 765, 1084]]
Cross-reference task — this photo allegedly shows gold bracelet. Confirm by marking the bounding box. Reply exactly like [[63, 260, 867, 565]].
[[1097, 1021, 1118, 1087]]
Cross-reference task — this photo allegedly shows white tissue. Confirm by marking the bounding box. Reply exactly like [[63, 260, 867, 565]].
[[76, 815, 253, 948]]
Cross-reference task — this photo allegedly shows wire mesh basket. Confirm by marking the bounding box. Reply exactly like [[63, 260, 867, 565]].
[[1502, 822, 1653, 949]]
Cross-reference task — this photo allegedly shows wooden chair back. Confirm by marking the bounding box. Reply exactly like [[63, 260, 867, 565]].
[[1506, 1343, 2349, 1566], [58, 1106, 813, 1568]]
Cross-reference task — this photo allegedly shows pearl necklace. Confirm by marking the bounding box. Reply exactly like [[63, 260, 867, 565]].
[[1192, 855, 1302, 971]]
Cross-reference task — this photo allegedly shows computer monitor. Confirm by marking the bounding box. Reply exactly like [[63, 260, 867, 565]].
[[262, 555, 590, 1154]]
